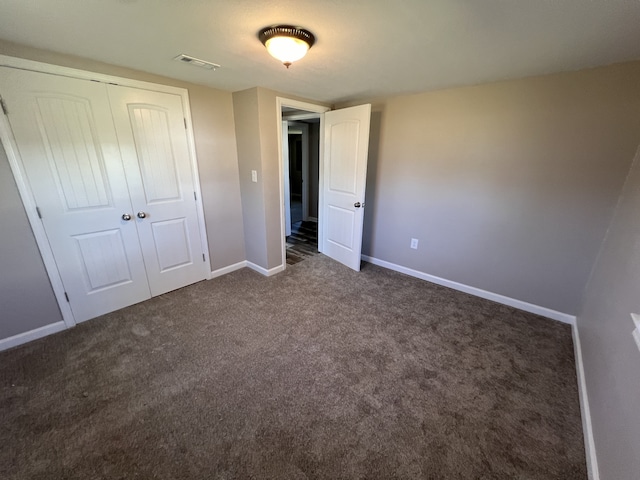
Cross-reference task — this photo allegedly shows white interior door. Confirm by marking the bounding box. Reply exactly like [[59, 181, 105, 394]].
[[321, 104, 371, 271], [0, 68, 151, 322], [107, 85, 208, 296]]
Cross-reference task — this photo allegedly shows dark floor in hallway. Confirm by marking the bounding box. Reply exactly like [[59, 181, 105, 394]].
[[286, 219, 318, 265]]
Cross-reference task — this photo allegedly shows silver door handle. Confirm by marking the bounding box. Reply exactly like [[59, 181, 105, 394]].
[[354, 202, 361, 208], [137, 211, 147, 219], [122, 213, 132, 221]]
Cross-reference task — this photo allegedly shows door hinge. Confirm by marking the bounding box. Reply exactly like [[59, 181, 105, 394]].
[[36, 206, 43, 219], [64, 292, 70, 302], [0, 96, 8, 115], [194, 191, 197, 201], [184, 118, 187, 129], [202, 253, 206, 262]]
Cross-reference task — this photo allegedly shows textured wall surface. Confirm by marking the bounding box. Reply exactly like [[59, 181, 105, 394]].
[[347, 62, 640, 314], [578, 146, 640, 480], [0, 146, 63, 338]]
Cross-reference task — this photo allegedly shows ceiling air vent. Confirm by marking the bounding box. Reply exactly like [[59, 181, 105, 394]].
[[173, 54, 220, 70]]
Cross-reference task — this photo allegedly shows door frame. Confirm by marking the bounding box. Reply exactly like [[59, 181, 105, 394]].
[[276, 97, 330, 270], [0, 55, 212, 328]]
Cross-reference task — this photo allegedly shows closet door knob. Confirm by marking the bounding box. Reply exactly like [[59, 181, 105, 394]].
[[137, 211, 147, 219], [122, 213, 132, 221]]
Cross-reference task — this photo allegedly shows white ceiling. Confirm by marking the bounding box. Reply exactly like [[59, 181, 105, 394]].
[[1, 0, 640, 104]]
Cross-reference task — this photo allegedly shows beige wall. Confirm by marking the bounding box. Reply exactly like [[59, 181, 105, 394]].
[[578, 146, 640, 480], [233, 88, 268, 267], [0, 146, 63, 338], [343, 62, 640, 314], [0, 40, 245, 340], [234, 87, 328, 270]]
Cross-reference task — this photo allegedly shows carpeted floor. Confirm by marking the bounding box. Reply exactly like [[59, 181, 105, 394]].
[[0, 255, 586, 479]]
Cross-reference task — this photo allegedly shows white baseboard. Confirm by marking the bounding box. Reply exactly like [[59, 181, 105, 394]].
[[0, 321, 67, 352], [361, 255, 576, 325], [308, 216, 318, 222], [210, 260, 247, 279], [572, 324, 600, 480], [246, 261, 285, 277]]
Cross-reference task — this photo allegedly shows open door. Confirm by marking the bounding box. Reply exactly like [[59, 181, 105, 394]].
[[320, 104, 371, 271]]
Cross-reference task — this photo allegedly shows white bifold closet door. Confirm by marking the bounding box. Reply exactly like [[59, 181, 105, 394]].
[[0, 67, 207, 323]]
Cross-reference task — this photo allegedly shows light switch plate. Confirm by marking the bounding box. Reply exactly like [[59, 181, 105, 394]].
[[632, 313, 640, 353], [251, 170, 257, 183]]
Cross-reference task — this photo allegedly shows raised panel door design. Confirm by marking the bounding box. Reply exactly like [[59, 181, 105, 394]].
[[0, 67, 152, 323], [151, 218, 193, 271], [35, 95, 111, 210], [326, 205, 355, 249], [328, 121, 359, 194], [74, 229, 133, 291], [108, 85, 207, 296], [128, 105, 181, 203]]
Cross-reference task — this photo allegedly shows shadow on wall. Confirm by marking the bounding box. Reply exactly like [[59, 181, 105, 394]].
[[362, 109, 383, 256]]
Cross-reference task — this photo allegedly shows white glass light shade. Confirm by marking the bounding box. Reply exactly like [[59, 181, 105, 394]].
[[265, 36, 310, 67], [259, 25, 315, 68]]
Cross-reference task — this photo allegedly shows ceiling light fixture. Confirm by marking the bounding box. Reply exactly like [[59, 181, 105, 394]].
[[258, 25, 315, 68]]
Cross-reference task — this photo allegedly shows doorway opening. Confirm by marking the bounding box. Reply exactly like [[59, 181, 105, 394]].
[[277, 98, 371, 272], [284, 118, 319, 265], [277, 98, 329, 269]]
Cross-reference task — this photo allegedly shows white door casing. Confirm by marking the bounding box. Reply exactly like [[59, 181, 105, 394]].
[[107, 85, 208, 296], [321, 104, 372, 271], [276, 98, 330, 268], [0, 68, 151, 322], [0, 65, 209, 323]]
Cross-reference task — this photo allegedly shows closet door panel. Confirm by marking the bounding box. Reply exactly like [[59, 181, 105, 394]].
[[0, 68, 151, 322], [108, 85, 207, 295]]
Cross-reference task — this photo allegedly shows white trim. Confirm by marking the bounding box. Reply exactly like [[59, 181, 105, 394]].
[[210, 261, 247, 279], [0, 54, 187, 95], [180, 89, 213, 279], [0, 55, 212, 326], [0, 322, 67, 352], [361, 255, 577, 324], [246, 261, 285, 277], [572, 324, 600, 480], [283, 112, 323, 121], [276, 97, 330, 270]]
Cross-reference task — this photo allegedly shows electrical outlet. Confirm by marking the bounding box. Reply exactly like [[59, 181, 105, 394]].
[[251, 170, 257, 183], [410, 238, 419, 249]]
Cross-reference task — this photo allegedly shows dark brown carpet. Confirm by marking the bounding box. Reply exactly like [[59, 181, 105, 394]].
[[0, 255, 586, 479]]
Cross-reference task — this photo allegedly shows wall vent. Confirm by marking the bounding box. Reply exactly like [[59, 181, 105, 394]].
[[173, 54, 220, 70]]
